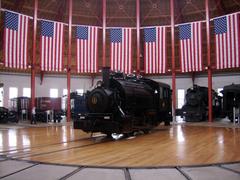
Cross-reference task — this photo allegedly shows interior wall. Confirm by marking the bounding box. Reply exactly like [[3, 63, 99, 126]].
[[0, 72, 239, 108], [0, 73, 93, 107]]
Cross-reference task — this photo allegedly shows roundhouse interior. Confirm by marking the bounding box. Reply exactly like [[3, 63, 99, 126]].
[[0, 0, 240, 179]]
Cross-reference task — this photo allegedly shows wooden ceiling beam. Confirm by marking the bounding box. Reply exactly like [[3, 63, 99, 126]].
[[214, 0, 227, 15], [175, 0, 184, 23], [14, 0, 25, 12], [54, 0, 67, 22]]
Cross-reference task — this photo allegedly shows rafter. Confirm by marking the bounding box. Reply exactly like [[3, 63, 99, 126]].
[[77, 0, 101, 25], [214, 0, 227, 15], [175, 0, 184, 24], [107, 0, 135, 26], [142, 0, 169, 25], [54, 0, 67, 22], [14, 0, 25, 12], [233, 0, 240, 7]]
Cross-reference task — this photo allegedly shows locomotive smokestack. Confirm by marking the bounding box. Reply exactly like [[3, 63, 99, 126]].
[[102, 67, 110, 88]]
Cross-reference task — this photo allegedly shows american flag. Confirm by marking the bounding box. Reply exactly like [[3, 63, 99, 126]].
[[144, 27, 166, 74], [4, 11, 29, 69], [76, 26, 98, 73], [110, 28, 132, 74], [214, 14, 239, 69], [40, 20, 64, 72], [179, 22, 202, 72]]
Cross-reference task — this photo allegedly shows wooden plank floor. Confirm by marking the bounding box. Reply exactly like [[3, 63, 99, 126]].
[[0, 123, 240, 167]]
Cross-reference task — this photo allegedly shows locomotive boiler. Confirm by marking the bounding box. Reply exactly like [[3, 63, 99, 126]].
[[74, 67, 172, 136], [179, 85, 221, 122]]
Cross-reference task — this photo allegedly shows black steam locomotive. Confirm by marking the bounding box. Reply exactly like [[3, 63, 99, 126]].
[[74, 67, 172, 136], [221, 83, 240, 122], [179, 85, 221, 122]]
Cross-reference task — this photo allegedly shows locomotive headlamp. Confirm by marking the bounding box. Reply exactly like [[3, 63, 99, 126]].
[[80, 116, 85, 119]]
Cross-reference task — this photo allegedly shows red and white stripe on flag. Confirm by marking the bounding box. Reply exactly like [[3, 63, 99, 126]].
[[144, 26, 166, 74], [110, 28, 132, 74], [4, 12, 29, 69], [40, 21, 64, 72], [76, 26, 98, 73], [214, 13, 240, 69], [179, 22, 202, 73]]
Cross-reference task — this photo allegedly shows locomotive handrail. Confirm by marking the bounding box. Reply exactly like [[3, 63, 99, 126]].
[[117, 105, 126, 118]]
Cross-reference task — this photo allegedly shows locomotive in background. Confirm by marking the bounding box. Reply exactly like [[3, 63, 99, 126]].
[[0, 107, 17, 123], [68, 92, 87, 120], [177, 85, 222, 122], [35, 97, 64, 122], [221, 84, 240, 122], [6, 97, 64, 123], [74, 67, 172, 136]]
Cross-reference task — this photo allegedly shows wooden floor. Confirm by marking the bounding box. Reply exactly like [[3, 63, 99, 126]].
[[0, 123, 240, 167]]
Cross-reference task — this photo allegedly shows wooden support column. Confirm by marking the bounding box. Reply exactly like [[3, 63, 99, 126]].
[[31, 0, 38, 111], [205, 0, 212, 122], [0, 0, 1, 19], [170, 0, 176, 121], [136, 0, 140, 73], [102, 0, 106, 67], [67, 0, 72, 122]]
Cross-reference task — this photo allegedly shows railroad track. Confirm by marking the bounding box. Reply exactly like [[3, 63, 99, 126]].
[[0, 134, 112, 159]]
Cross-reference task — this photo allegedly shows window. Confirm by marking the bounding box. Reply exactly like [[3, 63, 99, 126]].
[[23, 88, 31, 97], [50, 89, 58, 98], [76, 89, 84, 95], [177, 89, 185, 109], [63, 89, 68, 96], [9, 87, 18, 99], [0, 88, 3, 107], [62, 89, 68, 110], [217, 88, 223, 97], [63, 89, 72, 96]]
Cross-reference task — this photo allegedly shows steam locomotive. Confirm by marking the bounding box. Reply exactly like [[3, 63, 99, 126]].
[[35, 97, 64, 122], [9, 97, 31, 121], [8, 96, 63, 122], [179, 85, 222, 122], [0, 107, 17, 123], [221, 83, 240, 122], [74, 67, 172, 136]]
